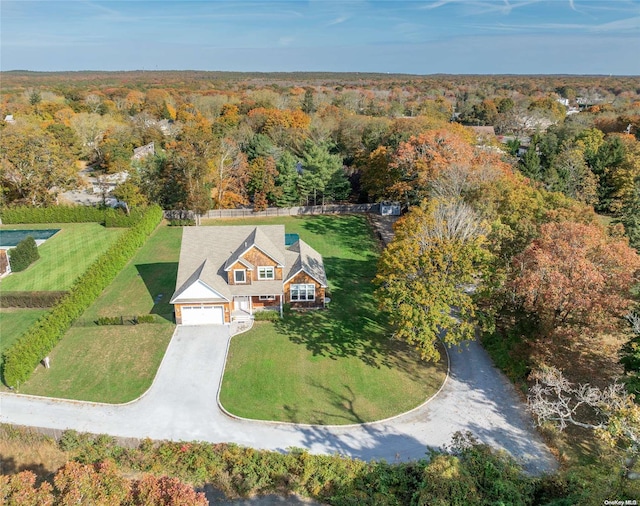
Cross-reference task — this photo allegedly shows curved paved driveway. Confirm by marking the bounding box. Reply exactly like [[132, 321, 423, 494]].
[[0, 325, 556, 475]]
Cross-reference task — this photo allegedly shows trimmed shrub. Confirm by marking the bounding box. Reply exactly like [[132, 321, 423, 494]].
[[1, 205, 163, 388], [94, 315, 155, 325], [168, 218, 195, 227], [95, 316, 123, 326], [104, 207, 146, 228], [8, 236, 40, 272], [254, 310, 281, 321], [0, 205, 145, 228], [0, 206, 105, 224], [0, 291, 67, 308]]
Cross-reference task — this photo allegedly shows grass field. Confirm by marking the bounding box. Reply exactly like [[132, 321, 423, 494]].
[[18, 225, 181, 402], [216, 215, 448, 424], [0, 223, 124, 291]]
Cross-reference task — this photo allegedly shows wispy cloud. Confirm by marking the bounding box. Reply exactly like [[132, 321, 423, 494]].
[[327, 15, 349, 26], [278, 36, 295, 47]]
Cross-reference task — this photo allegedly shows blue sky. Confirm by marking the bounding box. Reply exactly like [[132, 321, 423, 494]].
[[1, 0, 639, 74]]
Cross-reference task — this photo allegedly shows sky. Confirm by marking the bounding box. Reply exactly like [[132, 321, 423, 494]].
[[1, 0, 639, 75]]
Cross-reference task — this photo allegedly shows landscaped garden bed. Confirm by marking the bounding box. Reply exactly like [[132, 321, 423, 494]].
[[215, 215, 448, 424]]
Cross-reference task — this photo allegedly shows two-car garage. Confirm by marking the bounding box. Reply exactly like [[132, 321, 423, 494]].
[[179, 305, 225, 326]]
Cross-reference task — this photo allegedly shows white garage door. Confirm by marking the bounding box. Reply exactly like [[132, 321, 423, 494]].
[[181, 305, 224, 325]]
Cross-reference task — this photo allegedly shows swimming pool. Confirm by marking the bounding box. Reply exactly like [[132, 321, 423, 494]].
[[0, 229, 60, 248]]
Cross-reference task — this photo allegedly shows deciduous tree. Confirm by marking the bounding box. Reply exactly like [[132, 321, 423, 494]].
[[376, 198, 490, 361], [0, 121, 77, 205], [509, 221, 640, 335]]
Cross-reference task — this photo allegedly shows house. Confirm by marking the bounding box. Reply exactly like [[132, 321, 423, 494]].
[[132, 142, 155, 161], [170, 225, 328, 325], [0, 250, 11, 278]]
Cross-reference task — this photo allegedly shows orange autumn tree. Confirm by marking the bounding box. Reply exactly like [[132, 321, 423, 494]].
[[509, 221, 640, 335], [385, 128, 510, 205]]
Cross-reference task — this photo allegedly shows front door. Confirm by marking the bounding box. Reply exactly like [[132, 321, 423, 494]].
[[235, 296, 250, 312]]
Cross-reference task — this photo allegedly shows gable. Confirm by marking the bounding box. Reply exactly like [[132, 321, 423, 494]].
[[241, 246, 279, 268], [172, 279, 228, 303]]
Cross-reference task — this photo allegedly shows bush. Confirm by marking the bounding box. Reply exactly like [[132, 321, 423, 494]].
[[104, 207, 146, 228], [0, 205, 146, 228], [8, 236, 40, 272], [94, 315, 155, 325], [168, 218, 195, 227], [0, 206, 105, 224], [253, 310, 280, 321], [0, 291, 67, 308], [95, 316, 123, 326], [1, 205, 163, 388]]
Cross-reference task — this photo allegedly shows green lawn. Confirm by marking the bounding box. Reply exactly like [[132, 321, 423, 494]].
[[18, 225, 182, 402], [19, 324, 174, 403], [0, 223, 124, 291], [216, 215, 448, 424]]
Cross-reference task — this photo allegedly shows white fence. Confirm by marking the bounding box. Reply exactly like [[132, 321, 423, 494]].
[[165, 203, 381, 220]]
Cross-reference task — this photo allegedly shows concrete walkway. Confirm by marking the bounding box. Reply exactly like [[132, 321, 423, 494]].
[[0, 325, 556, 475]]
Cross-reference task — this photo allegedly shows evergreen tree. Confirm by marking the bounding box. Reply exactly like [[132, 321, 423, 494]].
[[275, 151, 300, 207], [302, 88, 315, 114]]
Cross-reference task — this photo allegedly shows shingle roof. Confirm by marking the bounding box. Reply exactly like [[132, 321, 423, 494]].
[[285, 239, 328, 287], [171, 226, 327, 304], [223, 226, 285, 271], [171, 225, 290, 304]]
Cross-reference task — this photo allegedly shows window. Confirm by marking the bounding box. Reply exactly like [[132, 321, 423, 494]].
[[290, 283, 315, 301], [258, 266, 275, 280], [234, 269, 246, 283], [259, 295, 276, 301]]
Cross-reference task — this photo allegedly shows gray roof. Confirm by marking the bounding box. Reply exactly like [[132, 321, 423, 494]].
[[223, 226, 284, 271], [285, 239, 328, 287], [171, 225, 326, 303]]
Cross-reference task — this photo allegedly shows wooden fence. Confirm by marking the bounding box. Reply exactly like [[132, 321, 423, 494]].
[[164, 203, 381, 220]]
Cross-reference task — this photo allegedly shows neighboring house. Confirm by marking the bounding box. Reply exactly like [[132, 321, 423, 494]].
[[4, 115, 15, 124], [470, 126, 497, 145], [132, 142, 155, 161], [0, 250, 11, 278], [170, 225, 328, 325]]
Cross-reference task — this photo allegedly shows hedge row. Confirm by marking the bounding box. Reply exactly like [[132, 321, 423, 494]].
[[95, 315, 155, 325], [8, 236, 40, 272], [0, 206, 105, 224], [1, 205, 163, 388], [0, 291, 67, 308], [104, 208, 146, 228], [0, 206, 145, 228]]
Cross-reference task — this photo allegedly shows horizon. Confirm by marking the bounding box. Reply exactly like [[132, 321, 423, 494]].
[[1, 69, 638, 78], [1, 0, 639, 75]]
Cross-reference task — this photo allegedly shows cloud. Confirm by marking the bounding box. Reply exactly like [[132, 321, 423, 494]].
[[328, 16, 349, 26], [278, 36, 295, 47]]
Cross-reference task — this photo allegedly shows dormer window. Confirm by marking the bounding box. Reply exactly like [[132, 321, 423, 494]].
[[234, 269, 246, 283], [258, 266, 275, 280]]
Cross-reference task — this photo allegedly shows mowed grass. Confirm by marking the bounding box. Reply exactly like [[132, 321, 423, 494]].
[[0, 223, 124, 291], [18, 225, 182, 403], [20, 324, 175, 403], [216, 215, 448, 424]]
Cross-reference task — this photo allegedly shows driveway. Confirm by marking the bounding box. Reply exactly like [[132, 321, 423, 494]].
[[0, 325, 556, 475]]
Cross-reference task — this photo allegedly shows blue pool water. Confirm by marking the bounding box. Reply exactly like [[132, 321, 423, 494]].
[[285, 233, 300, 246], [0, 229, 60, 248]]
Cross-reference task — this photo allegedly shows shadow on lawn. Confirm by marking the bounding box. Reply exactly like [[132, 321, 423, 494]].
[[275, 256, 437, 385], [135, 262, 178, 322]]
